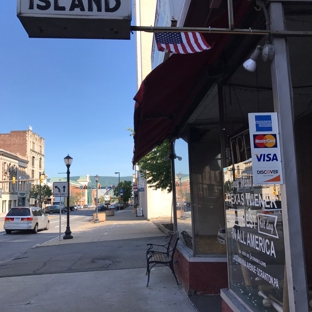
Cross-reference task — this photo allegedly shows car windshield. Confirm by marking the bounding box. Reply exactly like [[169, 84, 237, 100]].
[[7, 208, 31, 216]]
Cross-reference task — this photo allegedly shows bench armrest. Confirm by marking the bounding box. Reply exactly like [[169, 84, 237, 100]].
[[147, 243, 168, 252]]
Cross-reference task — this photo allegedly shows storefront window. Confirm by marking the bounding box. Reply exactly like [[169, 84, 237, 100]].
[[186, 127, 226, 256], [174, 139, 193, 249], [225, 133, 286, 311]]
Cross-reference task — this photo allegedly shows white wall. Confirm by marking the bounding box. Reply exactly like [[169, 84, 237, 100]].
[[135, 0, 172, 220], [146, 186, 172, 219]]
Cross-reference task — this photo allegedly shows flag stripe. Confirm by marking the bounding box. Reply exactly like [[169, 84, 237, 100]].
[[155, 32, 211, 55], [182, 33, 193, 53], [193, 33, 205, 52], [185, 33, 197, 53]]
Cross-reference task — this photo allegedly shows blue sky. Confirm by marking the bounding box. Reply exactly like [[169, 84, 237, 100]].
[[0, 2, 137, 179]]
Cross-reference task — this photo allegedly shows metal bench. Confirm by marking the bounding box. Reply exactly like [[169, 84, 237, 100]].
[[146, 231, 179, 287]]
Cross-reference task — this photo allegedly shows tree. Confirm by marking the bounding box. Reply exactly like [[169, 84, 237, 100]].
[[224, 180, 233, 194], [138, 140, 172, 193], [127, 128, 172, 193], [113, 180, 132, 203], [30, 184, 52, 206]]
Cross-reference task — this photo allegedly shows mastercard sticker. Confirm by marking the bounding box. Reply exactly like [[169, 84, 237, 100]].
[[253, 134, 277, 148]]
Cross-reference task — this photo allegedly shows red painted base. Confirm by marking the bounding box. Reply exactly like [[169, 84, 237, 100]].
[[221, 300, 233, 312], [174, 248, 228, 295]]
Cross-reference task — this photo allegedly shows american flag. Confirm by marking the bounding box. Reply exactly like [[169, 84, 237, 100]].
[[155, 32, 211, 54]]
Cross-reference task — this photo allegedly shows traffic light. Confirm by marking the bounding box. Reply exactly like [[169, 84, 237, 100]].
[[12, 177, 16, 184], [39, 175, 44, 184]]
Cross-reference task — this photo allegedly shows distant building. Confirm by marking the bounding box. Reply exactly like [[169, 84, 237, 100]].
[[0, 126, 45, 181], [0, 149, 29, 212]]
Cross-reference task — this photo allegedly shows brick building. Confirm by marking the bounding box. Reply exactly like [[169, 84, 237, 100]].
[[0, 127, 45, 211], [0, 126, 45, 180]]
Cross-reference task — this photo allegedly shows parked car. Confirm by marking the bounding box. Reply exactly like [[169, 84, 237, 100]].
[[109, 203, 120, 210], [3, 207, 50, 234], [115, 203, 123, 210], [97, 204, 107, 211], [69, 205, 78, 211], [44, 205, 66, 214], [83, 204, 88, 209]]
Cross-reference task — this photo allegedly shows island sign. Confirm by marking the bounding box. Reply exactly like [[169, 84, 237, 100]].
[[17, 0, 132, 39]]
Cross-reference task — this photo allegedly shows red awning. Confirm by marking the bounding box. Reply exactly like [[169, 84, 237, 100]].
[[132, 1, 251, 165], [133, 51, 211, 164]]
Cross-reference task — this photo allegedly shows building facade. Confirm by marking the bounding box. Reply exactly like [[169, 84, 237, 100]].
[[133, 0, 311, 311], [0, 149, 28, 213], [0, 127, 45, 210], [0, 127, 45, 181], [135, 0, 172, 219]]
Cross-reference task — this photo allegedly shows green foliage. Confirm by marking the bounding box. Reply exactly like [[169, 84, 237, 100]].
[[113, 180, 132, 203], [224, 180, 233, 194], [138, 140, 172, 193], [30, 184, 52, 204]]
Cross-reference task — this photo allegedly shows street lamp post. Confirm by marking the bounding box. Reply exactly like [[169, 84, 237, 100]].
[[94, 175, 99, 223], [115, 172, 120, 210], [63, 154, 73, 240], [39, 172, 42, 208]]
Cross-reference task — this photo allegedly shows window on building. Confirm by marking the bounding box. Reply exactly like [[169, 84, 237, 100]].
[[187, 127, 226, 256]]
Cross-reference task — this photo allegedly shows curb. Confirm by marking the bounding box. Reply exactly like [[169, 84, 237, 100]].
[[152, 221, 174, 236]]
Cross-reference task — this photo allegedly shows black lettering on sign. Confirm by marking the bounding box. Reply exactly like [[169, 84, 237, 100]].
[[105, 0, 120, 12], [88, 0, 102, 12], [37, 0, 51, 10], [29, 0, 34, 9], [70, 0, 86, 11], [54, 0, 66, 11]]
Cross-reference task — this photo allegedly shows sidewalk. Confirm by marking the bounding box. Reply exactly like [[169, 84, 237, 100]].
[[0, 207, 222, 312], [0, 207, 198, 312]]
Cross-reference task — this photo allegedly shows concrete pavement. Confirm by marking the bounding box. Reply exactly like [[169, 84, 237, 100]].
[[0, 208, 199, 312]]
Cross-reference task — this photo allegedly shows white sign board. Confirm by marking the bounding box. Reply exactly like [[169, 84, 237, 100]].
[[17, 0, 132, 39], [53, 182, 68, 197], [248, 113, 283, 185]]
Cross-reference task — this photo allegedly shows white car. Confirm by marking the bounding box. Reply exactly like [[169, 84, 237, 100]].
[[4, 207, 50, 234]]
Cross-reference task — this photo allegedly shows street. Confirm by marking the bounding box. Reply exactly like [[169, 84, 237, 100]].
[[0, 207, 218, 312], [0, 208, 94, 265], [0, 208, 167, 278], [0, 208, 202, 312]]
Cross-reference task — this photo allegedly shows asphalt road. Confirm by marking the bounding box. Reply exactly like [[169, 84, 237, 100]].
[[0, 208, 95, 265], [0, 236, 167, 278]]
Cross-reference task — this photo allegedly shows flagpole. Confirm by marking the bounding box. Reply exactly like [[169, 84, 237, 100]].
[[130, 26, 312, 37]]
